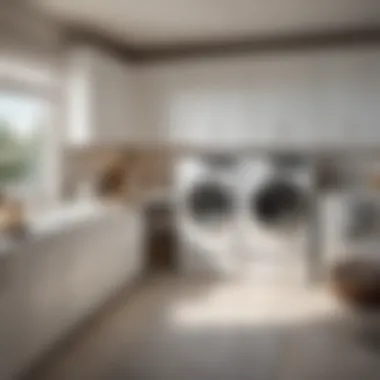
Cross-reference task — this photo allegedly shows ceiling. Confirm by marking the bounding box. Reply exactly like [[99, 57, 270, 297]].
[[34, 0, 380, 47]]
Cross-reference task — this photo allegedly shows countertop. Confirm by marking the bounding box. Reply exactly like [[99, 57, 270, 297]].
[[0, 199, 131, 256]]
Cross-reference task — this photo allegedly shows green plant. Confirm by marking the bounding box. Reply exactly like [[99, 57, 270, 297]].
[[0, 118, 39, 187]]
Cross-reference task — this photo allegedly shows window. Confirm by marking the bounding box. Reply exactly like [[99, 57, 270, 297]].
[[0, 91, 52, 206]]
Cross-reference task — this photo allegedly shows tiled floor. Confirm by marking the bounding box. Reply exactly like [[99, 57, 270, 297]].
[[24, 274, 380, 380]]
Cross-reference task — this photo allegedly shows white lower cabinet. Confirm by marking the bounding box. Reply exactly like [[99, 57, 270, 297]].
[[0, 208, 143, 380]]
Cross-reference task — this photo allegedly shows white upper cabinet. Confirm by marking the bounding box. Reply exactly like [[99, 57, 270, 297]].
[[139, 47, 380, 148], [141, 58, 280, 147], [65, 45, 140, 146], [139, 55, 319, 147], [306, 48, 380, 146], [65, 45, 380, 148]]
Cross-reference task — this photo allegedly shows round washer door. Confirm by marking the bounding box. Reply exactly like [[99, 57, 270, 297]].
[[249, 178, 308, 229], [186, 181, 235, 226], [180, 180, 237, 267]]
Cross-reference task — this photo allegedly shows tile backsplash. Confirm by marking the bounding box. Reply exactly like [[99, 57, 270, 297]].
[[62, 147, 173, 203]]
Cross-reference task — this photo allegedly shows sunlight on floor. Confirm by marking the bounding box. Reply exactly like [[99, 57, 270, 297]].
[[169, 270, 340, 328]]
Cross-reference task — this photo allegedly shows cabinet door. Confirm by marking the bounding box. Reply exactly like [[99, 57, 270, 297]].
[[315, 51, 360, 145], [287, 55, 317, 147], [243, 58, 284, 146], [169, 92, 253, 147], [312, 48, 380, 146], [168, 91, 218, 145], [92, 53, 128, 143], [169, 86, 279, 147], [199, 92, 251, 147], [245, 55, 313, 147], [66, 46, 139, 145], [243, 88, 278, 146], [357, 50, 380, 144]]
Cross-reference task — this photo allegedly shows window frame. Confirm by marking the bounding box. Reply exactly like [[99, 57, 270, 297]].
[[0, 66, 62, 211]]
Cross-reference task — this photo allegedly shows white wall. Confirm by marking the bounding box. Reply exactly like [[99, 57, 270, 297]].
[[137, 46, 380, 147]]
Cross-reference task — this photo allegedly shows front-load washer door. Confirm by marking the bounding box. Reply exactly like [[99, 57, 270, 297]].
[[239, 162, 310, 272], [251, 178, 308, 230], [180, 179, 239, 274], [183, 180, 236, 246], [187, 181, 234, 225]]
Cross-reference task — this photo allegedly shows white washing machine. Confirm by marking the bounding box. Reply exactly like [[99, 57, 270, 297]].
[[237, 155, 312, 283], [174, 155, 240, 277], [174, 154, 313, 281]]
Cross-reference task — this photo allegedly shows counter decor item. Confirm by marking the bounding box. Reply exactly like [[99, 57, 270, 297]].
[[370, 174, 380, 191], [96, 155, 128, 201], [331, 254, 380, 348], [0, 197, 26, 239]]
